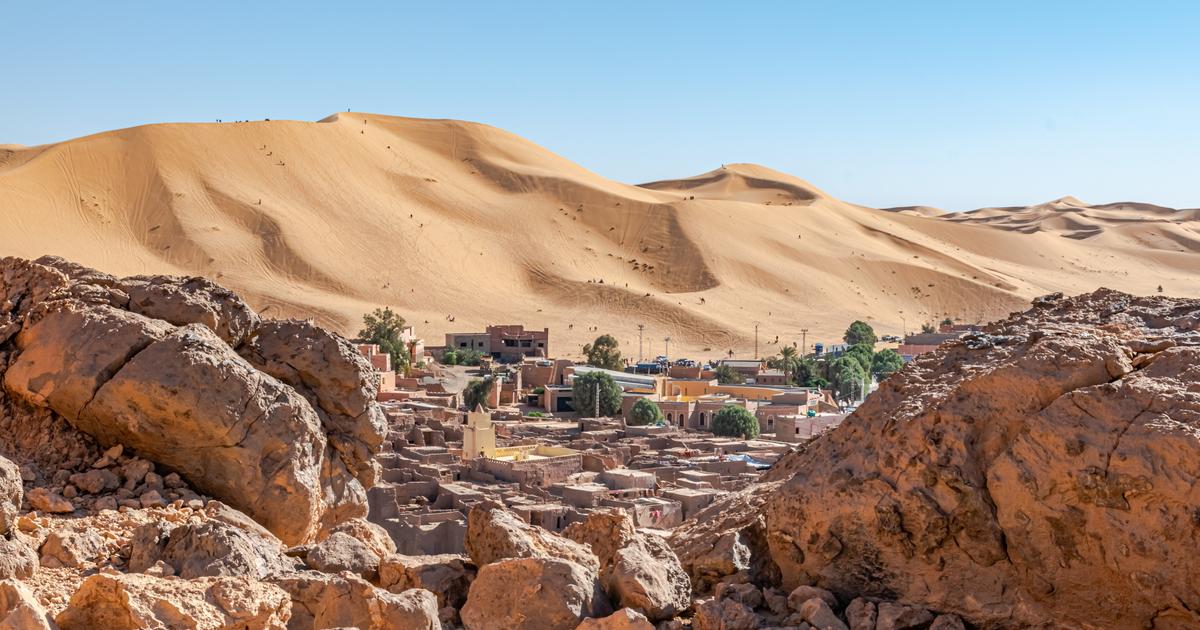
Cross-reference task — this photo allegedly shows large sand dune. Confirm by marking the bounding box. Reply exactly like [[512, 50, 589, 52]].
[[1, 113, 1197, 359]]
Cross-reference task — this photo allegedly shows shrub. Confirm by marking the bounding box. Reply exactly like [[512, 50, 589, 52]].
[[628, 397, 664, 426], [714, 364, 744, 385], [711, 405, 760, 439]]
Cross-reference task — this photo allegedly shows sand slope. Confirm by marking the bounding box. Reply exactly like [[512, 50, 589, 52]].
[[1, 113, 1196, 359]]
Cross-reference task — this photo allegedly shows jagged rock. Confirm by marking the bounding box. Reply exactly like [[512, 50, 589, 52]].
[[750, 290, 1200, 628], [238, 319, 386, 490], [304, 531, 379, 581], [465, 505, 598, 571], [379, 554, 475, 609], [129, 520, 295, 579], [120, 274, 260, 347], [272, 572, 440, 630], [0, 579, 54, 630], [713, 582, 761, 610], [874, 603, 933, 630], [39, 530, 107, 569], [55, 573, 290, 630], [929, 614, 967, 630], [788, 585, 837, 612], [461, 557, 611, 630], [798, 598, 848, 630], [576, 607, 655, 629], [565, 510, 689, 622], [69, 468, 119, 494], [0, 256, 386, 545], [0, 458, 19, 537], [321, 517, 396, 560], [0, 538, 37, 580], [667, 483, 778, 591], [691, 597, 759, 630], [24, 488, 72, 514], [844, 598, 876, 630]]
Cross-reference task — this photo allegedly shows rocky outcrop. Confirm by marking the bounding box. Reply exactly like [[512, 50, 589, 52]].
[[460, 557, 611, 630], [746, 290, 1200, 628], [565, 510, 691, 621], [576, 608, 655, 630], [128, 519, 296, 579], [0, 256, 386, 545], [0, 579, 53, 630], [464, 504, 598, 572], [0, 539, 36, 580], [379, 553, 475, 609], [0, 458, 19, 536], [55, 573, 291, 630], [272, 572, 440, 630], [302, 531, 379, 581], [668, 482, 779, 591]]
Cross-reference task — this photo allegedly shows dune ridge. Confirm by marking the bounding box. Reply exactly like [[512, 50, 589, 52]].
[[1, 112, 1197, 358]]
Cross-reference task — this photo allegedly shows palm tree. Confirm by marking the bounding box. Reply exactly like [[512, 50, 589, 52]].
[[778, 345, 798, 384]]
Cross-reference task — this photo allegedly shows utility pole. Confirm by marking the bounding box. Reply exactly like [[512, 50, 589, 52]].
[[800, 328, 809, 356], [637, 324, 644, 363], [753, 322, 760, 359], [594, 381, 600, 419], [664, 337, 671, 366]]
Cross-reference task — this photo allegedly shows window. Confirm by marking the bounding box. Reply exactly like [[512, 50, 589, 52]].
[[666, 413, 673, 423], [521, 340, 532, 348], [767, 417, 775, 428], [478, 341, 485, 347], [504, 339, 518, 347], [699, 413, 706, 426], [537, 342, 544, 347], [459, 342, 468, 348]]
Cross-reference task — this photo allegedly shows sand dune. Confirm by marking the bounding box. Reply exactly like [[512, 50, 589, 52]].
[[1, 113, 1197, 359]]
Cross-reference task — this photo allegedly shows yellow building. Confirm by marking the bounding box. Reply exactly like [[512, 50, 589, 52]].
[[462, 405, 496, 459]]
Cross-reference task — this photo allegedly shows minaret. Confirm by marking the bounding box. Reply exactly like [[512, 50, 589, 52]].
[[462, 404, 496, 459]]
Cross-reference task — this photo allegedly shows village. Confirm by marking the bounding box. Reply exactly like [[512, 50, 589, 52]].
[[354, 315, 980, 555]]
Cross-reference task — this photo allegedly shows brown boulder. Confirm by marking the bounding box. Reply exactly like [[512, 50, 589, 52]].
[[56, 573, 291, 630], [691, 597, 759, 630], [0, 538, 37, 580], [461, 557, 611, 630], [39, 529, 108, 569], [303, 531, 379, 581], [575, 608, 654, 630], [120, 274, 260, 346], [129, 520, 295, 579], [24, 488, 72, 514], [755, 290, 1200, 628], [379, 553, 475, 609], [465, 505, 598, 572], [0, 458, 19, 535], [0, 579, 54, 630], [272, 572, 440, 630]]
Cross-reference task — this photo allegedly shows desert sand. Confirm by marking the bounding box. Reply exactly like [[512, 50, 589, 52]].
[[1, 113, 1196, 359]]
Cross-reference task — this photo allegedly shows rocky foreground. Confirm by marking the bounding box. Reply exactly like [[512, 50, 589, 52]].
[[1, 255, 1198, 629]]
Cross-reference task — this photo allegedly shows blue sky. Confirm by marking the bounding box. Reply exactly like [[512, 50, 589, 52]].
[[4, 1, 1197, 209]]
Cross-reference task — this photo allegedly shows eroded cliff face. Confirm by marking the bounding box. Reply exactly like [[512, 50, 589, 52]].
[[749, 290, 1200, 628], [0, 255, 386, 544]]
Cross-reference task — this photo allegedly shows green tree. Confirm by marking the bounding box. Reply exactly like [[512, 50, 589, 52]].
[[829, 357, 868, 405], [627, 397, 664, 426], [714, 364, 745, 385], [940, 317, 954, 327], [843, 320, 877, 348], [767, 345, 799, 384], [871, 348, 905, 380], [843, 343, 875, 374], [794, 357, 821, 387], [463, 378, 494, 410], [572, 371, 623, 417], [357, 307, 409, 373], [711, 405, 760, 439], [582, 334, 623, 370], [921, 322, 936, 334]]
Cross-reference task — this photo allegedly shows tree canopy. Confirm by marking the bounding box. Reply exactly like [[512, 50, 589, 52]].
[[714, 364, 745, 385], [828, 357, 868, 404], [843, 320, 877, 348], [356, 307, 409, 373], [627, 397, 664, 426], [463, 378, 494, 410], [711, 405, 760, 439], [871, 348, 905, 380], [843, 343, 875, 374], [572, 370, 623, 417], [582, 334, 623, 371]]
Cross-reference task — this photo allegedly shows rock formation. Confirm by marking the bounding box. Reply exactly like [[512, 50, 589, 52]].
[[674, 289, 1200, 628], [0, 256, 386, 544]]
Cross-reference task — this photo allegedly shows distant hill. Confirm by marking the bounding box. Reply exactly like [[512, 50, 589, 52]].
[[1, 113, 1196, 358]]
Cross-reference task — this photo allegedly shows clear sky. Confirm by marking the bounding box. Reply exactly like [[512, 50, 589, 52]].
[[4, 1, 1198, 210]]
